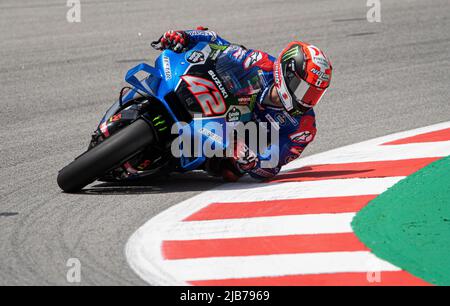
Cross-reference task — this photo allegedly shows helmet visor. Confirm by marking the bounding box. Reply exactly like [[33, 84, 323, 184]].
[[291, 79, 326, 108]]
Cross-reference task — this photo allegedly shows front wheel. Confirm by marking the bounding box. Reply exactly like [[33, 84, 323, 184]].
[[57, 119, 156, 193]]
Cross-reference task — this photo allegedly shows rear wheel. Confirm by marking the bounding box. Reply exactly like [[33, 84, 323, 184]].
[[57, 119, 156, 193]]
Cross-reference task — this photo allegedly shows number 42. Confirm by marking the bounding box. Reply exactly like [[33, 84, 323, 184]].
[[181, 75, 227, 116]]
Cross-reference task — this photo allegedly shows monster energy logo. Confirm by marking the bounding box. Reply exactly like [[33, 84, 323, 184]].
[[209, 44, 228, 51], [282, 46, 300, 61], [152, 115, 168, 132]]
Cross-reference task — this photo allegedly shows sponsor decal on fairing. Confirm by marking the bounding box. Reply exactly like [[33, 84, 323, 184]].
[[199, 127, 223, 143], [226, 107, 241, 122], [208, 70, 229, 99], [181, 75, 227, 116], [162, 56, 172, 80], [238, 96, 252, 105], [186, 51, 206, 64]]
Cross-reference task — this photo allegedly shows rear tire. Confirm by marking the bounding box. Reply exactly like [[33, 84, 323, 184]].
[[57, 119, 156, 193]]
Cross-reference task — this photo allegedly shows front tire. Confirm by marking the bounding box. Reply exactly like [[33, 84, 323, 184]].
[[57, 119, 156, 193]]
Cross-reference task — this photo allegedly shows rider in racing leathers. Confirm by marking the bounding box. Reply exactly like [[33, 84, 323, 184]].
[[154, 27, 332, 181]]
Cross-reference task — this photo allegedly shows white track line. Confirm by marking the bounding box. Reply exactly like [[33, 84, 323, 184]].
[[202, 177, 404, 203], [158, 251, 400, 281], [126, 120, 450, 285], [159, 213, 355, 240]]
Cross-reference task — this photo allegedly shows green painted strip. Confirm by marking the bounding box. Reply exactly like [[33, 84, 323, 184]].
[[352, 155, 450, 286]]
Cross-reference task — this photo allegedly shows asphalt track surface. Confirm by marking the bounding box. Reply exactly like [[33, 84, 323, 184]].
[[0, 0, 449, 285]]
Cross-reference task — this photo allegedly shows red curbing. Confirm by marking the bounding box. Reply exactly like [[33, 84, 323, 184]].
[[184, 195, 377, 221], [163, 233, 368, 260], [189, 271, 432, 286], [269, 157, 440, 183], [382, 128, 450, 145]]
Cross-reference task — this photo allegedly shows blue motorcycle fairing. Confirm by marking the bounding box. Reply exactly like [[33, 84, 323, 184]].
[[101, 42, 241, 171]]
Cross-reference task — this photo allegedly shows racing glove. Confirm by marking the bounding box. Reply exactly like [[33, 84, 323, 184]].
[[159, 30, 189, 52], [233, 141, 258, 172], [222, 141, 258, 182]]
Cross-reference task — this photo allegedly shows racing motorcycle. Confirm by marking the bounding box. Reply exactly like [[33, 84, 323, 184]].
[[57, 42, 262, 192]]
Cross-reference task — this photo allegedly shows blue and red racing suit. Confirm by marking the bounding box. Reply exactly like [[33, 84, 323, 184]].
[[183, 30, 317, 180]]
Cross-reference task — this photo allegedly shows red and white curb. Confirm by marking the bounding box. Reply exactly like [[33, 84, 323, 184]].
[[126, 121, 450, 286]]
